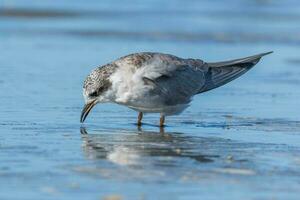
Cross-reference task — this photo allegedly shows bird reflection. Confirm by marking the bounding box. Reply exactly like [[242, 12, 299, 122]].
[[80, 127, 219, 167]]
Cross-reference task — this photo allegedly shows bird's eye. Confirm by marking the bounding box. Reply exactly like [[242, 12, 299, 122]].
[[98, 86, 105, 93], [89, 91, 98, 97]]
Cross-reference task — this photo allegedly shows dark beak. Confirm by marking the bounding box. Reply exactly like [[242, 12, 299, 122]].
[[80, 99, 97, 123]]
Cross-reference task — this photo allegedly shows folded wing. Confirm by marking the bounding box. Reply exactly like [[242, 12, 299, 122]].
[[142, 64, 206, 106], [141, 52, 272, 106], [198, 51, 272, 93]]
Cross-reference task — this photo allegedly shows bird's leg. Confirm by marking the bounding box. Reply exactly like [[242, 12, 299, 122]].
[[159, 125, 165, 134], [159, 114, 165, 127], [137, 112, 143, 126]]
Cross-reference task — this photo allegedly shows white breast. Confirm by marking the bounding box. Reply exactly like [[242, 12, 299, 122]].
[[107, 56, 191, 115]]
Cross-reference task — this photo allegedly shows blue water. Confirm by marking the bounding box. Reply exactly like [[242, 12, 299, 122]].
[[0, 0, 300, 199]]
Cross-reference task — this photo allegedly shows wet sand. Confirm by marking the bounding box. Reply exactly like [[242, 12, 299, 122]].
[[0, 0, 300, 199]]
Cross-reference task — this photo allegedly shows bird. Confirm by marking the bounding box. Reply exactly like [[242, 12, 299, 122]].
[[80, 51, 272, 127]]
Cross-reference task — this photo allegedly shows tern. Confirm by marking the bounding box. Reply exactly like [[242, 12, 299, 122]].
[[81, 51, 272, 127]]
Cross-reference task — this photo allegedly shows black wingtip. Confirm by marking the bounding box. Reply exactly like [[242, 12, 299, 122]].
[[260, 51, 273, 57], [207, 51, 273, 68], [248, 51, 273, 60]]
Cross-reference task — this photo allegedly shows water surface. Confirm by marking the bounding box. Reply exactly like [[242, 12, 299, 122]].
[[0, 0, 300, 199]]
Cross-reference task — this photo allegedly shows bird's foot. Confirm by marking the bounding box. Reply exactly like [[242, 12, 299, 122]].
[[137, 121, 142, 126], [159, 114, 165, 127], [137, 112, 143, 126]]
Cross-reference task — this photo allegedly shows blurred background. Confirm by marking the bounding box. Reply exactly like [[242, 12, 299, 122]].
[[0, 0, 300, 200]]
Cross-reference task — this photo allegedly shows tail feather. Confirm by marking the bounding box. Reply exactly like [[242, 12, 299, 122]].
[[199, 51, 272, 93]]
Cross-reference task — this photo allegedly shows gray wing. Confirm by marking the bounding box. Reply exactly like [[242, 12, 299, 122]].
[[142, 51, 272, 105], [198, 51, 273, 93], [143, 64, 207, 106]]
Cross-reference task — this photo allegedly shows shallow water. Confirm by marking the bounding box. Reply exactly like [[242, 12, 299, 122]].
[[0, 0, 300, 199]]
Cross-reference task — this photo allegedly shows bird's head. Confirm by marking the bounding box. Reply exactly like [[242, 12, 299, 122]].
[[80, 64, 116, 123]]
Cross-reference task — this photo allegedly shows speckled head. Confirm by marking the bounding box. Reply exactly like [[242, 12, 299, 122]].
[[81, 63, 117, 123]]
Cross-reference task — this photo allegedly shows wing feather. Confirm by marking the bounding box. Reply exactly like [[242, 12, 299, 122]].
[[143, 64, 206, 105], [198, 52, 272, 93]]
